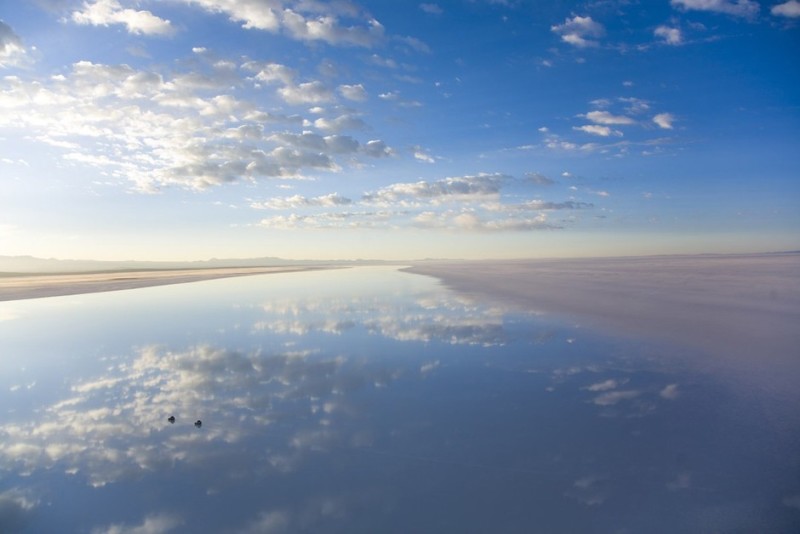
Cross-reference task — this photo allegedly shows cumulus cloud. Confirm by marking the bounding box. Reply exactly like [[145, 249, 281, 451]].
[[0, 490, 37, 532], [251, 193, 353, 210], [0, 60, 391, 191], [278, 81, 333, 104], [670, 0, 759, 18], [71, 0, 174, 35], [772, 0, 800, 17], [525, 172, 555, 186], [313, 113, 367, 132], [654, 25, 683, 45], [338, 83, 367, 101], [653, 112, 675, 129], [584, 110, 636, 125], [574, 124, 622, 137], [551, 16, 605, 48], [363, 173, 507, 206], [184, 0, 385, 47], [0, 21, 26, 68]]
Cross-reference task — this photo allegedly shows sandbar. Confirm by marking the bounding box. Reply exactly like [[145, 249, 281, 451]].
[[0, 266, 335, 302], [408, 253, 800, 394]]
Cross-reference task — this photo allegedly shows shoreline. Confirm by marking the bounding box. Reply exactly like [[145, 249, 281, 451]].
[[0, 265, 338, 302]]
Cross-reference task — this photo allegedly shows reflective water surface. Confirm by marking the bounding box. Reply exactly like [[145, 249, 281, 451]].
[[1, 267, 798, 533]]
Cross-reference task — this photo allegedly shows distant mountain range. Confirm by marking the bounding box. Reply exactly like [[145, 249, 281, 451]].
[[0, 255, 387, 274]]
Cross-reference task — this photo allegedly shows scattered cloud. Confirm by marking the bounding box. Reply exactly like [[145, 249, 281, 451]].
[[0, 21, 27, 68], [362, 173, 507, 206], [183, 0, 386, 47], [593, 390, 639, 405], [419, 3, 444, 15], [654, 25, 683, 45], [251, 193, 353, 210], [71, 0, 175, 36], [584, 110, 636, 125], [413, 146, 436, 163], [574, 124, 622, 137], [91, 513, 184, 534], [0, 59, 395, 191], [524, 172, 555, 186], [653, 112, 675, 129], [772, 0, 800, 17], [584, 378, 620, 392], [338, 83, 367, 101], [670, 0, 759, 18], [659, 383, 680, 399], [551, 16, 605, 48]]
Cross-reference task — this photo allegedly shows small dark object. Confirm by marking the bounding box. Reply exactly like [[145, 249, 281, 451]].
[[194, 420, 202, 428], [168, 416, 175, 424]]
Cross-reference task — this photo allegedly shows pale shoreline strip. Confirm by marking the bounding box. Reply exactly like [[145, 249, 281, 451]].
[[0, 266, 338, 302]]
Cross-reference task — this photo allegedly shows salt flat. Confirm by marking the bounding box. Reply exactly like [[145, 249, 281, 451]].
[[0, 266, 334, 302], [408, 253, 800, 396]]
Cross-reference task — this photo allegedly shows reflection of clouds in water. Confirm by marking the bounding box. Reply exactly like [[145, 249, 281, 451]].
[[659, 383, 679, 400], [592, 390, 640, 406], [0, 344, 401, 487], [254, 294, 528, 346], [565, 476, 608, 506], [91, 513, 184, 534], [666, 472, 692, 491], [783, 494, 800, 510]]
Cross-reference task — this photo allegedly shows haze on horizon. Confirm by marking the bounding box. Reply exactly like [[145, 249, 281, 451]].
[[1, 1, 798, 261]]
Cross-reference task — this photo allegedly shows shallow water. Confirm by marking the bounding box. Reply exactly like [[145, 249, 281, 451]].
[[0, 267, 798, 532]]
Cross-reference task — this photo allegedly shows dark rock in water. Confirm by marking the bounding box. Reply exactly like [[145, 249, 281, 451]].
[[168, 416, 175, 424], [194, 420, 202, 428]]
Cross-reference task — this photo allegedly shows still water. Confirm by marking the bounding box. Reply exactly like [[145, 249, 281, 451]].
[[0, 267, 798, 532]]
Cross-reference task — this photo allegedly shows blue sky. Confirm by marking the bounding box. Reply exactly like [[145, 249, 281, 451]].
[[0, 0, 798, 260]]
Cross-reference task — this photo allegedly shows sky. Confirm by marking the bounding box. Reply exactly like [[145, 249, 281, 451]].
[[0, 0, 798, 261]]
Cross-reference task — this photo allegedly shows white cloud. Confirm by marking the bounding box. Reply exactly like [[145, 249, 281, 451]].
[[413, 146, 435, 163], [282, 9, 385, 47], [363, 173, 507, 205], [551, 16, 605, 48], [0, 21, 27, 68], [772, 0, 800, 17], [414, 210, 554, 232], [91, 513, 184, 534], [592, 390, 640, 405], [653, 112, 675, 129], [278, 81, 333, 105], [419, 3, 443, 15], [660, 383, 680, 399], [584, 110, 636, 125], [574, 124, 622, 137], [525, 172, 555, 186], [671, 0, 759, 18], [584, 379, 619, 392], [183, 1, 385, 47], [313, 114, 367, 132], [337, 83, 367, 101], [362, 139, 393, 158], [71, 0, 174, 36], [251, 193, 353, 210], [0, 60, 390, 191], [654, 25, 683, 45]]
